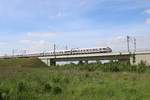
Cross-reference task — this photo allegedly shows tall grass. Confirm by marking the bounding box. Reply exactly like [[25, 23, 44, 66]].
[[57, 61, 150, 73], [0, 58, 149, 99]]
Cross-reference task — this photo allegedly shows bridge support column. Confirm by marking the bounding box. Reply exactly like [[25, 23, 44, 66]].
[[46, 59, 50, 66], [85, 60, 88, 64], [78, 60, 83, 65], [50, 59, 56, 66]]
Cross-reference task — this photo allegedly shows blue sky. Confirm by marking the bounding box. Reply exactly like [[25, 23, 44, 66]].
[[0, 0, 150, 55]]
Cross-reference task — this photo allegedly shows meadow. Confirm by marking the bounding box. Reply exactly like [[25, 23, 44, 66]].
[[0, 58, 149, 100]]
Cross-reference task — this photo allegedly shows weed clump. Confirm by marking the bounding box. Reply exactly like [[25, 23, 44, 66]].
[[85, 73, 89, 78], [0, 88, 10, 100], [44, 83, 52, 92], [60, 60, 150, 73], [52, 77, 61, 83], [63, 78, 70, 84], [137, 61, 147, 73], [53, 86, 62, 95], [17, 82, 27, 92], [102, 62, 120, 72]]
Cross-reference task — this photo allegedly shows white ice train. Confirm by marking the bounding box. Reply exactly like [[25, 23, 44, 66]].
[[13, 47, 112, 57], [41, 47, 112, 56]]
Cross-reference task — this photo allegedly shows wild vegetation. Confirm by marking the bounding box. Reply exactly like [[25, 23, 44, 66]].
[[58, 60, 150, 73], [0, 58, 149, 100]]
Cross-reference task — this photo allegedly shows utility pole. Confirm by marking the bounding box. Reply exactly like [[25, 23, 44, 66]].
[[52, 44, 56, 66], [23, 50, 26, 55], [127, 36, 130, 52], [134, 38, 136, 52], [65, 45, 68, 50], [24, 50, 26, 55], [54, 44, 56, 58], [12, 49, 15, 57]]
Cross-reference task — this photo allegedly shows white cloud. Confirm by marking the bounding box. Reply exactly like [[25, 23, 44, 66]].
[[0, 0, 94, 20], [0, 42, 7, 45], [20, 39, 31, 44], [144, 9, 150, 14], [20, 39, 46, 46], [20, 39, 50, 53], [145, 18, 150, 24], [19, 31, 60, 53], [97, 36, 128, 51], [97, 35, 150, 52], [79, 0, 91, 7], [27, 32, 57, 37], [49, 11, 68, 19]]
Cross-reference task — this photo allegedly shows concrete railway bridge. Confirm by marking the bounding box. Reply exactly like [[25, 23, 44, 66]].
[[38, 51, 150, 66]]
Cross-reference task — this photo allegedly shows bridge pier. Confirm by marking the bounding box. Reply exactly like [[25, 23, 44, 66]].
[[46, 59, 50, 66], [85, 60, 88, 64], [78, 60, 84, 65], [50, 59, 56, 66]]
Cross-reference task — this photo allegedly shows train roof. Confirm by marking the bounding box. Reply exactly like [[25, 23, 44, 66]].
[[70, 47, 111, 50], [49, 47, 111, 52]]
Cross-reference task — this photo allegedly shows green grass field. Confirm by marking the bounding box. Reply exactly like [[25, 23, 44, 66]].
[[0, 58, 150, 100]]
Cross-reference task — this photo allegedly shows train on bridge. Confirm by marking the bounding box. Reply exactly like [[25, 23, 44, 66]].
[[26, 47, 112, 57], [1, 47, 112, 58]]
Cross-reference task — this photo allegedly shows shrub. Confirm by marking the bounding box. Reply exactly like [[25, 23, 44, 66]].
[[0, 88, 10, 100], [59, 61, 150, 73], [62, 78, 70, 84], [78, 64, 99, 72], [130, 65, 137, 72], [102, 62, 120, 72], [85, 73, 89, 78], [87, 65, 97, 72], [136, 61, 148, 73], [17, 82, 27, 92], [52, 77, 61, 83], [53, 86, 62, 95], [137, 65, 146, 73], [44, 83, 52, 92]]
